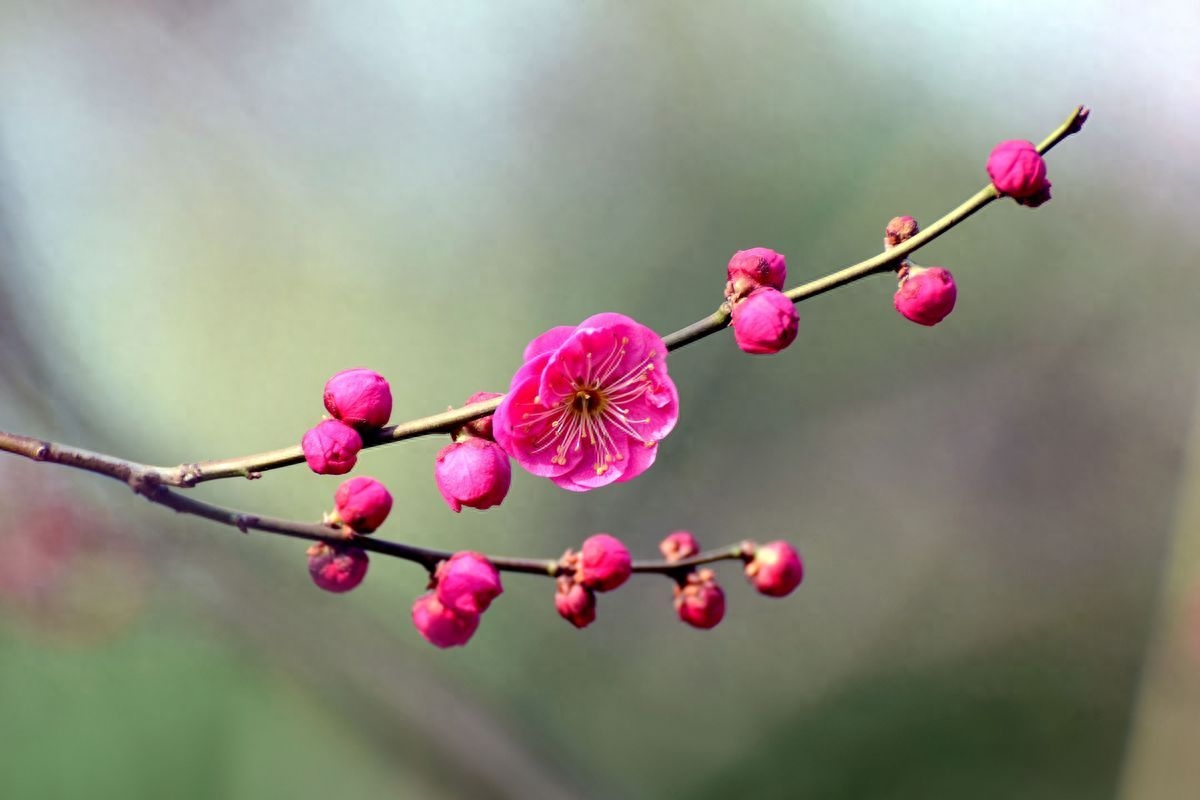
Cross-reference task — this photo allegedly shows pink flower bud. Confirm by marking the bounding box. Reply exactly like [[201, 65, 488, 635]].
[[726, 247, 788, 301], [307, 542, 369, 593], [893, 266, 957, 327], [434, 438, 512, 512], [986, 140, 1052, 207], [731, 287, 799, 355], [884, 216, 920, 248], [457, 391, 503, 442], [333, 476, 393, 533], [675, 569, 726, 629], [301, 419, 363, 475], [555, 577, 597, 629], [659, 531, 700, 562], [745, 540, 804, 597], [323, 368, 393, 430], [435, 551, 503, 615], [411, 593, 480, 648], [578, 533, 632, 592]]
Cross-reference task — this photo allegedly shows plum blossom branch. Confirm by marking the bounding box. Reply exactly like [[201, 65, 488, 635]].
[[0, 427, 751, 578], [0, 106, 1085, 643], [107, 104, 1086, 487], [0, 107, 1086, 488]]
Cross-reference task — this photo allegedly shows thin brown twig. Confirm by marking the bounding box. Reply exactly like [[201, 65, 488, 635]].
[[130, 104, 1087, 487], [0, 106, 1088, 577]]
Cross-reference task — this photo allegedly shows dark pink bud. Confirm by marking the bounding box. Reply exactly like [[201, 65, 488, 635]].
[[725, 247, 788, 302], [884, 216, 920, 248], [578, 533, 632, 592], [986, 140, 1052, 206], [333, 476, 393, 533], [555, 577, 597, 629], [301, 419, 363, 475], [323, 368, 393, 429], [674, 569, 726, 629], [411, 593, 480, 648], [457, 391, 504, 442], [435, 551, 503, 615], [434, 438, 512, 513], [659, 531, 700, 562], [731, 287, 799, 355], [745, 540, 804, 597], [893, 266, 957, 326], [307, 542, 369, 593]]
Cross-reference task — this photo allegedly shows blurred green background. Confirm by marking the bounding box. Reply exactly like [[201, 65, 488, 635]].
[[1, 2, 1198, 798]]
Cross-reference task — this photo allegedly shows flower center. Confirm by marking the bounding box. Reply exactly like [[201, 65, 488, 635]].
[[570, 387, 608, 417], [520, 337, 659, 475]]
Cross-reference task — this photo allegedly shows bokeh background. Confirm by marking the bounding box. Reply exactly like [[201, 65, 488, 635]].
[[1, 2, 1198, 798]]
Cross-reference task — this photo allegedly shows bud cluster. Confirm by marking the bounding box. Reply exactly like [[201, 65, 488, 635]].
[[724, 247, 799, 356], [413, 551, 503, 648], [302, 368, 393, 475], [553, 533, 632, 628], [307, 476, 394, 593]]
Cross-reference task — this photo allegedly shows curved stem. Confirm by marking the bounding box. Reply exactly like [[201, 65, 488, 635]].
[[125, 104, 1084, 487], [0, 106, 1087, 583], [0, 429, 750, 577]]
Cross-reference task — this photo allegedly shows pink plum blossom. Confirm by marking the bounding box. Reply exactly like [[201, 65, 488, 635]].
[[659, 531, 700, 562], [323, 368, 393, 429], [893, 266, 957, 326], [307, 542, 369, 593], [745, 540, 804, 598], [434, 438, 512, 512], [493, 313, 679, 492], [333, 476, 393, 533], [411, 593, 480, 648], [578, 533, 632, 592], [731, 288, 799, 355], [986, 140, 1052, 207], [675, 569, 726, 629], [435, 551, 503, 615], [301, 419, 363, 475], [554, 577, 597, 629], [726, 247, 787, 302]]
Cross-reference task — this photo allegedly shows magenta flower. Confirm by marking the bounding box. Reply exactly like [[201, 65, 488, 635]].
[[745, 540, 804, 598], [893, 266, 957, 326], [435, 551, 503, 615], [333, 476, 393, 533], [726, 247, 788, 302], [659, 530, 700, 562], [493, 313, 680, 492], [323, 368, 393, 430], [411, 593, 480, 648], [434, 438, 512, 512], [578, 533, 633, 592], [731, 288, 799, 355], [307, 542, 369, 593], [301, 419, 363, 475], [675, 569, 726, 629], [986, 140, 1052, 207], [554, 577, 597, 629]]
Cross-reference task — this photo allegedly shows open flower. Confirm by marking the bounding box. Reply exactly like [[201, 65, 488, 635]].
[[493, 313, 680, 492]]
